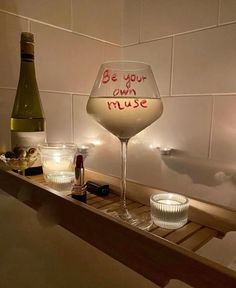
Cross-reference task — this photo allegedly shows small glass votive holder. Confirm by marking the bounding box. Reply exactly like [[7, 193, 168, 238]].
[[39, 143, 77, 191], [150, 193, 189, 229]]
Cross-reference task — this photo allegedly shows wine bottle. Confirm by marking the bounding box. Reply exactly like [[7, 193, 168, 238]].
[[11, 32, 46, 175]]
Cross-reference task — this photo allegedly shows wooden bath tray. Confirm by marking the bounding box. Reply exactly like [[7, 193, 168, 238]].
[[0, 168, 236, 288], [30, 173, 222, 252]]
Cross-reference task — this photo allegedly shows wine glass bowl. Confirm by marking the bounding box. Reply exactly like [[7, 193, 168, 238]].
[[87, 61, 163, 140], [87, 61, 163, 224]]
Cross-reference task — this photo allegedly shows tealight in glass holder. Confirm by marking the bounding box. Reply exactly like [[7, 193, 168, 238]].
[[150, 193, 189, 229], [39, 143, 77, 191]]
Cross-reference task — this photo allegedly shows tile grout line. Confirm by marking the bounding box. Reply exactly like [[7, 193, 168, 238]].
[[123, 25, 218, 47], [169, 36, 175, 96], [70, 0, 73, 31], [207, 95, 215, 159], [121, 0, 125, 48], [1, 86, 236, 98], [123, 21, 236, 48], [0, 8, 121, 47], [0, 8, 72, 32], [71, 93, 75, 143], [0, 87, 91, 98], [138, 0, 142, 44], [27, 18, 30, 32], [217, 0, 222, 26]]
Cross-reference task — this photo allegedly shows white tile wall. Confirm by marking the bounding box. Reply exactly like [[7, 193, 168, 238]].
[[1, 0, 236, 210], [41, 91, 73, 143], [0, 11, 28, 88], [137, 96, 213, 158], [140, 0, 218, 41], [122, 0, 140, 45], [219, 0, 236, 24], [73, 94, 104, 145], [172, 23, 236, 95], [211, 95, 236, 163], [73, 94, 121, 176], [0, 0, 71, 29], [124, 38, 172, 96], [31, 22, 105, 94], [103, 43, 122, 62], [0, 88, 15, 151], [72, 0, 123, 44]]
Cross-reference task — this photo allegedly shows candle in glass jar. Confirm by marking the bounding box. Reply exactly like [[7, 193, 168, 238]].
[[39, 143, 77, 191], [43, 157, 73, 173], [157, 199, 181, 205], [150, 193, 189, 229]]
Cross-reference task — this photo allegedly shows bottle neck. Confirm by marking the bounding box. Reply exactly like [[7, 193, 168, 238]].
[[21, 41, 34, 61], [18, 59, 37, 84], [19, 40, 37, 82]]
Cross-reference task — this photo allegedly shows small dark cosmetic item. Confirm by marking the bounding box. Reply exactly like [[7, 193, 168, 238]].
[[86, 181, 109, 196], [71, 155, 87, 203]]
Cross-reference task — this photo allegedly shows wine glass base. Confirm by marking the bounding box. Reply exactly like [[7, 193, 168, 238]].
[[117, 208, 139, 225], [137, 220, 156, 231], [105, 206, 155, 229]]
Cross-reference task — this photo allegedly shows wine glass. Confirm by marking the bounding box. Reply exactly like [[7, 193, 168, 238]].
[[86, 61, 163, 224], [0, 148, 38, 176]]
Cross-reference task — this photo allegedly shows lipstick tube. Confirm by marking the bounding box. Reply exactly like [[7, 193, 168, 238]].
[[71, 155, 87, 203]]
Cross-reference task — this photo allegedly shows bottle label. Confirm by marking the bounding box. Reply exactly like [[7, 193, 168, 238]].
[[11, 131, 46, 167]]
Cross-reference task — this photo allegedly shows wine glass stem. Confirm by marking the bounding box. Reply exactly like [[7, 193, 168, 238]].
[[18, 170, 25, 176], [120, 139, 129, 211]]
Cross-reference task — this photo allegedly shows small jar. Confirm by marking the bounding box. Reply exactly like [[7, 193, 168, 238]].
[[150, 193, 189, 229], [39, 143, 77, 191]]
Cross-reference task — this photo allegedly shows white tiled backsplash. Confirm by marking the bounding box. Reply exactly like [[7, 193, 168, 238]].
[[1, 0, 236, 210]]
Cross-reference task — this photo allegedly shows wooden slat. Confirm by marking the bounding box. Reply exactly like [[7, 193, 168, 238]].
[[99, 201, 120, 212], [126, 202, 143, 210], [87, 195, 110, 205], [86, 192, 97, 200], [92, 194, 119, 209], [100, 199, 133, 212], [165, 222, 202, 244], [131, 205, 150, 215], [151, 227, 174, 238], [28, 174, 45, 182], [66, 192, 97, 200], [180, 227, 218, 251]]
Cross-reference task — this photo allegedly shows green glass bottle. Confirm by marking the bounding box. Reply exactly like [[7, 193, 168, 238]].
[[11, 32, 46, 175]]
